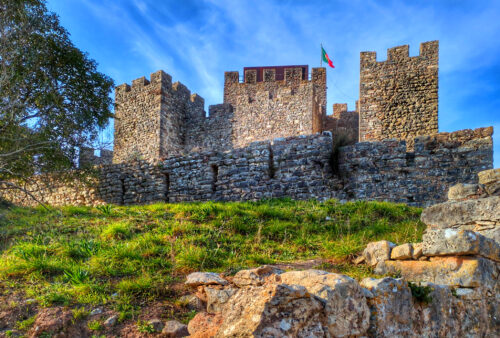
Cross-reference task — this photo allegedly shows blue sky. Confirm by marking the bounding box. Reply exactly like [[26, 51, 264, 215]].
[[46, 0, 499, 167]]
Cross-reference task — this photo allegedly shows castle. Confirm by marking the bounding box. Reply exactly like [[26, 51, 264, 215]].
[[3, 41, 494, 207], [109, 41, 438, 163]]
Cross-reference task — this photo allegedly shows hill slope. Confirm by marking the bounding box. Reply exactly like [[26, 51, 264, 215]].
[[0, 199, 424, 336]]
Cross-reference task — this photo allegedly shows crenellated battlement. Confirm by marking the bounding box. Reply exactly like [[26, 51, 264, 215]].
[[114, 41, 444, 166], [359, 40, 439, 149], [222, 66, 326, 148], [360, 40, 438, 67], [115, 70, 205, 108]]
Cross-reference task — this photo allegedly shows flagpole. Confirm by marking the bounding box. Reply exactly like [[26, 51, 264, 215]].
[[320, 43, 323, 67]]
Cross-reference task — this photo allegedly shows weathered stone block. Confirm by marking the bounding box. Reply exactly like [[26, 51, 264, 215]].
[[478, 168, 500, 195], [422, 229, 500, 262], [375, 256, 499, 288], [363, 240, 396, 267], [420, 196, 500, 228], [390, 243, 414, 260], [360, 277, 413, 337]]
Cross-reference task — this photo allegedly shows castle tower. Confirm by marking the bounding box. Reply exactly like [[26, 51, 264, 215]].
[[358, 41, 439, 149], [223, 66, 327, 148], [113, 70, 205, 163]]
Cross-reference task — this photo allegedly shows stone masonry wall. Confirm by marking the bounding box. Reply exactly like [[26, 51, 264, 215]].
[[323, 103, 359, 144], [339, 127, 493, 206], [223, 67, 326, 148], [1, 127, 493, 208], [359, 41, 439, 149]]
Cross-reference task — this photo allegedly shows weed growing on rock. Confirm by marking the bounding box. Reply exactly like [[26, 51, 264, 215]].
[[408, 282, 433, 304]]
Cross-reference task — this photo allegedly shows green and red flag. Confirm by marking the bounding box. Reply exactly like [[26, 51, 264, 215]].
[[322, 46, 335, 68]]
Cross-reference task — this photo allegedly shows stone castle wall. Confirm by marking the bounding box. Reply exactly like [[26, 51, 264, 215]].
[[323, 103, 359, 143], [3, 127, 493, 208], [340, 127, 493, 205], [112, 67, 327, 163], [222, 67, 326, 148], [359, 41, 439, 149]]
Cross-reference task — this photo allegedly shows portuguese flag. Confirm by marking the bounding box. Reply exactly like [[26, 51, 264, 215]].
[[322, 46, 335, 68]]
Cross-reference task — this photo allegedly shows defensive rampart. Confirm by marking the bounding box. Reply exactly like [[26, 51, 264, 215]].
[[2, 127, 493, 208]]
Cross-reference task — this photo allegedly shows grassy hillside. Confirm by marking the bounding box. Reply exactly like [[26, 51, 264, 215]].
[[0, 199, 425, 334]]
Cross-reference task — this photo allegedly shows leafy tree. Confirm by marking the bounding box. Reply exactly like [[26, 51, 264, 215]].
[[0, 0, 114, 200]]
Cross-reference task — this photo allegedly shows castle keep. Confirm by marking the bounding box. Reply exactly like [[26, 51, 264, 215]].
[[2, 40, 494, 207]]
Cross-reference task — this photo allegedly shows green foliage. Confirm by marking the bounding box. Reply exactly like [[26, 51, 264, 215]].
[[15, 315, 36, 331], [0, 0, 114, 187], [136, 320, 155, 333], [71, 307, 90, 321], [96, 205, 113, 215], [87, 320, 104, 331], [408, 282, 433, 304]]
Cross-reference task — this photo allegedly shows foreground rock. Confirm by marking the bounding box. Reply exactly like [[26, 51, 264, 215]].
[[184, 266, 499, 337], [420, 196, 500, 232], [185, 272, 228, 287], [217, 283, 326, 337], [422, 228, 500, 262], [279, 270, 370, 336], [362, 240, 395, 267], [162, 320, 189, 337], [375, 256, 499, 289]]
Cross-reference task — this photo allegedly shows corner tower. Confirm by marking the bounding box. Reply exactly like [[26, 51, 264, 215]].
[[359, 41, 439, 148], [113, 70, 205, 163]]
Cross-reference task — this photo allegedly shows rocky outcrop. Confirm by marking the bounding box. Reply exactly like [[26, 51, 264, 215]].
[[183, 266, 499, 337]]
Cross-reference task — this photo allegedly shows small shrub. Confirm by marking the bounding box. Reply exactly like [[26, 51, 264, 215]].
[[72, 307, 90, 320], [101, 222, 133, 240], [408, 282, 433, 304], [136, 319, 155, 333], [96, 205, 113, 215], [64, 267, 91, 285], [16, 315, 36, 331], [88, 320, 104, 331], [38, 291, 71, 307]]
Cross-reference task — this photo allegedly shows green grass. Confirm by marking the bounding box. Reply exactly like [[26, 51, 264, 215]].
[[0, 198, 425, 311]]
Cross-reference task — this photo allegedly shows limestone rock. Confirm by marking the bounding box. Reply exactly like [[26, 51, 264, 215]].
[[447, 183, 482, 200], [215, 284, 327, 337], [178, 294, 205, 311], [360, 277, 413, 337], [205, 286, 237, 313], [412, 242, 423, 259], [103, 315, 118, 327], [188, 312, 224, 337], [420, 196, 500, 228], [162, 320, 189, 337], [362, 240, 396, 267], [376, 256, 499, 289], [232, 265, 283, 287], [185, 272, 228, 287], [390, 243, 413, 260], [478, 168, 500, 195], [422, 229, 500, 262], [279, 269, 370, 337]]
